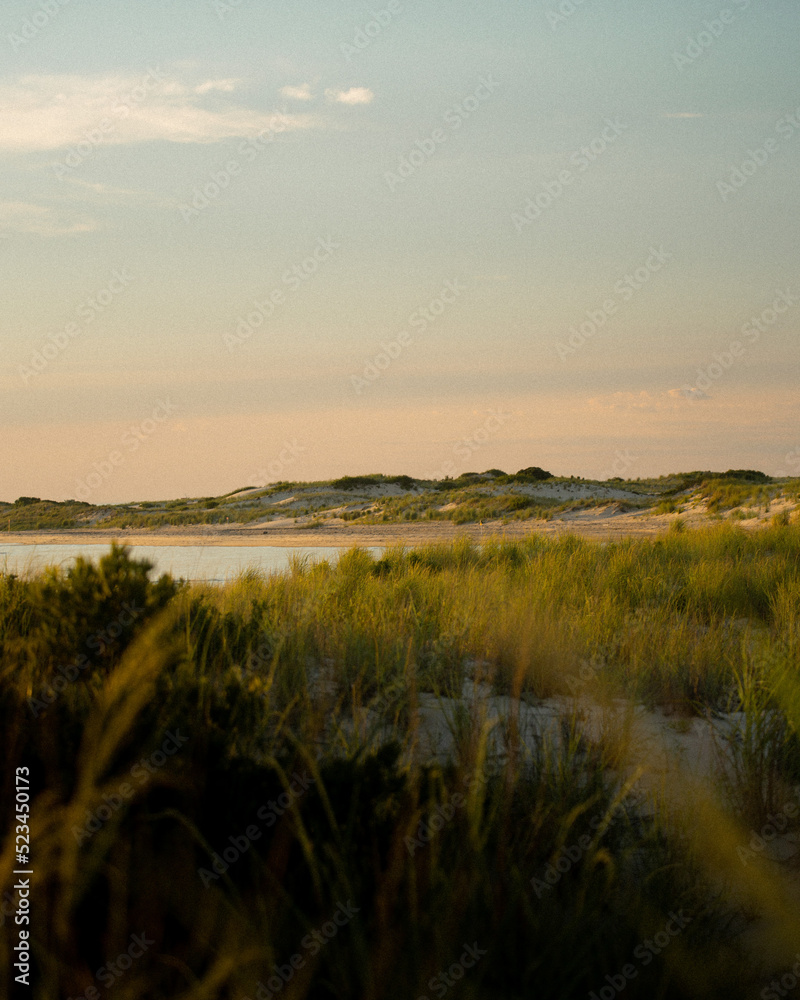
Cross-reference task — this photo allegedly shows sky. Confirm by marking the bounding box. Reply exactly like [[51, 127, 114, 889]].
[[1, 0, 799, 503]]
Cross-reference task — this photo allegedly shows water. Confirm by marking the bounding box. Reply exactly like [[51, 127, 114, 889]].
[[0, 544, 382, 582]]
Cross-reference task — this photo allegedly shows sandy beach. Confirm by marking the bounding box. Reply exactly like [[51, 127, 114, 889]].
[[0, 507, 691, 548]]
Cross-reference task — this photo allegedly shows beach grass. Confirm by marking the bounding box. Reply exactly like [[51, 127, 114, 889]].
[[2, 525, 800, 997], [4, 472, 797, 533]]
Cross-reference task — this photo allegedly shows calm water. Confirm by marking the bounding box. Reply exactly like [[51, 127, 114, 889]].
[[0, 544, 381, 582]]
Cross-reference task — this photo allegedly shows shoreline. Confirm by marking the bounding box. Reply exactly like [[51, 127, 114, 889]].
[[0, 510, 694, 548]]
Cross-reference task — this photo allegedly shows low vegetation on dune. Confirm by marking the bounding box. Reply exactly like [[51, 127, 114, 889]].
[[3, 468, 799, 531], [3, 525, 800, 997], [0, 497, 90, 531]]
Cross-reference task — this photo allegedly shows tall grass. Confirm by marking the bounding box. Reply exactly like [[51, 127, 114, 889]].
[[2, 526, 800, 997]]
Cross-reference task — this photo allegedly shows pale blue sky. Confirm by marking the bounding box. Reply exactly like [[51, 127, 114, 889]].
[[1, 0, 798, 501]]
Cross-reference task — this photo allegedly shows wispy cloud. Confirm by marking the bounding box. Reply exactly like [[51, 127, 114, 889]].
[[589, 389, 712, 413], [588, 390, 661, 413], [194, 78, 240, 94], [280, 83, 314, 101], [58, 177, 162, 200], [0, 200, 98, 236], [325, 86, 374, 105], [0, 73, 321, 152], [669, 387, 711, 401]]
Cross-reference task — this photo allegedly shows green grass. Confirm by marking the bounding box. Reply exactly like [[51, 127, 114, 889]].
[[357, 489, 566, 525], [701, 479, 777, 513], [3, 528, 800, 996]]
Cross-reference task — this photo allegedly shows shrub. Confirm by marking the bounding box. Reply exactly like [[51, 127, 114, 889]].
[[515, 467, 553, 480], [332, 475, 381, 490], [719, 469, 771, 483], [387, 475, 416, 490]]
